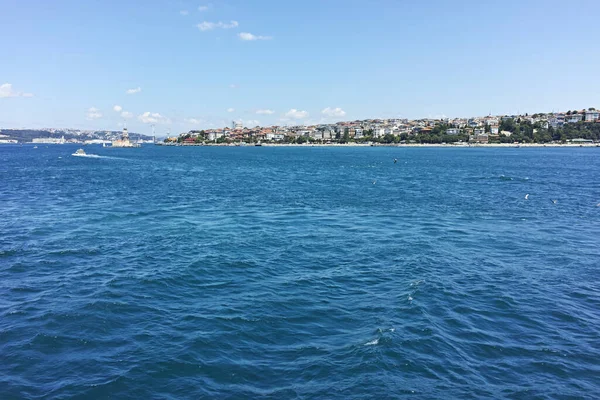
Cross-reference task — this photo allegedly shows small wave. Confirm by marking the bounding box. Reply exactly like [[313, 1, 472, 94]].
[[73, 154, 128, 160], [364, 338, 379, 346]]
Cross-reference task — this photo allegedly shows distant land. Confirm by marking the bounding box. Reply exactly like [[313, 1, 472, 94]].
[[166, 108, 600, 146], [0, 128, 153, 144]]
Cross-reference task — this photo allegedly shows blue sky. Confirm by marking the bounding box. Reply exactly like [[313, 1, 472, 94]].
[[1, 0, 599, 134]]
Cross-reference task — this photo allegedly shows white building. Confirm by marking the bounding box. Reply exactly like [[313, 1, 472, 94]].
[[585, 110, 599, 121], [266, 133, 284, 141], [32, 136, 66, 144], [373, 128, 385, 138]]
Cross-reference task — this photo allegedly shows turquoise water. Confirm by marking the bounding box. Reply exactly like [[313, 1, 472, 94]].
[[1, 145, 600, 399]]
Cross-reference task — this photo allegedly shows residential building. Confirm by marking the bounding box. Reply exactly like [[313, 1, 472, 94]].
[[373, 127, 385, 137], [585, 110, 599, 121], [470, 133, 489, 144]]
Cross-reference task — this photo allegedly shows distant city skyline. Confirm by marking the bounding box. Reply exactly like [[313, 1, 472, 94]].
[[1, 0, 599, 134]]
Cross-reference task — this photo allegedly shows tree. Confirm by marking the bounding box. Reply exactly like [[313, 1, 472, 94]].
[[381, 133, 395, 143], [296, 135, 307, 144], [499, 118, 516, 132], [342, 128, 350, 143]]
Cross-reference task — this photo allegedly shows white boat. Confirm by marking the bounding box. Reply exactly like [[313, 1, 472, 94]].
[[72, 148, 87, 156]]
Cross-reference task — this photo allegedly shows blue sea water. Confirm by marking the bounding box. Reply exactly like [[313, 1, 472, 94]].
[[1, 144, 600, 399]]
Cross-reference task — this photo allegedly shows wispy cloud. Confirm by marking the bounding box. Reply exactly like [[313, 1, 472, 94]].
[[138, 112, 170, 124], [229, 84, 238, 89], [198, 4, 210, 12], [113, 105, 122, 112], [246, 119, 260, 127], [227, 108, 235, 112], [126, 87, 142, 95], [256, 109, 274, 115], [121, 111, 133, 119], [86, 107, 102, 120], [238, 32, 272, 41], [285, 109, 309, 119], [180, 10, 189, 16], [184, 118, 203, 124], [197, 21, 238, 31], [0, 83, 33, 98], [322, 107, 346, 117]]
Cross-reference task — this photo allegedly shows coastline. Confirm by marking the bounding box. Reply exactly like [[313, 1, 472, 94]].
[[155, 142, 600, 148]]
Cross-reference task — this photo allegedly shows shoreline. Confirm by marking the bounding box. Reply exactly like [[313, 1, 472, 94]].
[[155, 142, 600, 148]]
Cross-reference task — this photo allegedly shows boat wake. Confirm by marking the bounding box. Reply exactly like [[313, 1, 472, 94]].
[[72, 154, 102, 158]]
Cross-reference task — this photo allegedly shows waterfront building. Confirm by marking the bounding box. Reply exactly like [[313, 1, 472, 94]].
[[32, 136, 66, 144]]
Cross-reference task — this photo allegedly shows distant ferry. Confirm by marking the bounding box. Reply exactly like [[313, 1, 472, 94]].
[[111, 128, 141, 148]]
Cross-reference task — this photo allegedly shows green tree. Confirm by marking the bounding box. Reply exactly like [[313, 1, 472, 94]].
[[499, 118, 516, 132], [342, 128, 350, 143]]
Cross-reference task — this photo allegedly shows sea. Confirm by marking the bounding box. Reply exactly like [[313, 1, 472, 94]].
[[1, 144, 599, 399]]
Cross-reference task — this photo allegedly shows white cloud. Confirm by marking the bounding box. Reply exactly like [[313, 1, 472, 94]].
[[238, 32, 272, 41], [86, 107, 103, 120], [198, 5, 210, 12], [126, 87, 142, 95], [185, 118, 203, 124], [180, 10, 189, 16], [0, 83, 33, 98], [113, 105, 123, 112], [138, 111, 170, 124], [285, 109, 309, 119], [256, 109, 274, 115], [197, 21, 238, 31], [322, 107, 346, 118], [227, 108, 235, 112], [121, 111, 133, 119], [246, 120, 260, 127]]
